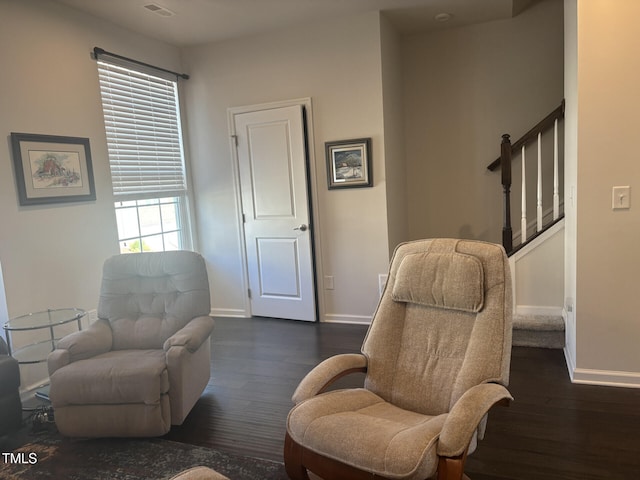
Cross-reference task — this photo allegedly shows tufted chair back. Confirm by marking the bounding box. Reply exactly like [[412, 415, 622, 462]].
[[98, 251, 211, 350], [362, 238, 512, 416]]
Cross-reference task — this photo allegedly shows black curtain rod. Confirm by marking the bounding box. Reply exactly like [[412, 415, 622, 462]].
[[93, 47, 189, 80]]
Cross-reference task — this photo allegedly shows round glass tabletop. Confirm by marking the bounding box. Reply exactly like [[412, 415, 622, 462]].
[[3, 308, 86, 331]]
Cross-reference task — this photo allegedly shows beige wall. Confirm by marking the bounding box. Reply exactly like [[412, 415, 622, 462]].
[[380, 14, 409, 256], [0, 0, 183, 388], [0, 1, 565, 331], [568, 0, 640, 383], [181, 12, 391, 323], [513, 223, 564, 311], [0, 0, 182, 318], [402, 0, 564, 244], [4, 0, 636, 387]]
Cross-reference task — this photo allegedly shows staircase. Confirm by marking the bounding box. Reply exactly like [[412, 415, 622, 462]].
[[513, 313, 564, 349], [509, 220, 565, 348], [489, 103, 566, 349]]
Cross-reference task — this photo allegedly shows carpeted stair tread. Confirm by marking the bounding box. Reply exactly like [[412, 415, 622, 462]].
[[513, 314, 565, 331], [513, 314, 565, 349]]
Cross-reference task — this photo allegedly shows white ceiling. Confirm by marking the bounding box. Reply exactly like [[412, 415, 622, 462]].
[[53, 0, 537, 47]]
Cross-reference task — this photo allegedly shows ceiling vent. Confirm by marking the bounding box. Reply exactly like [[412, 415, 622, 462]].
[[143, 4, 175, 17]]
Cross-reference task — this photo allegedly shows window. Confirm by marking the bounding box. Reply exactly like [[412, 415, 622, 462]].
[[115, 197, 182, 253], [96, 60, 192, 253]]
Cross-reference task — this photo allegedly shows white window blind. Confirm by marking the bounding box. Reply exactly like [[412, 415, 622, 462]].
[[97, 61, 187, 200]]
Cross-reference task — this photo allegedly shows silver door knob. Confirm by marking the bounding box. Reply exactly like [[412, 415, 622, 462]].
[[294, 224, 308, 232]]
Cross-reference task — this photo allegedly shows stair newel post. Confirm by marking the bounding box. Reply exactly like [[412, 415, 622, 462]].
[[501, 134, 513, 253]]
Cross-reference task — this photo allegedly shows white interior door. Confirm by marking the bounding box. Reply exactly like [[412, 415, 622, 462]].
[[234, 104, 316, 321]]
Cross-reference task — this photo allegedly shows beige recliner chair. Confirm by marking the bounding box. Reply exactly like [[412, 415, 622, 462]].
[[48, 250, 214, 437], [285, 239, 513, 480]]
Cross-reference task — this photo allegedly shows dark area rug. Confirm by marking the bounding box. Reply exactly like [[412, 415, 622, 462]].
[[1, 429, 287, 480]]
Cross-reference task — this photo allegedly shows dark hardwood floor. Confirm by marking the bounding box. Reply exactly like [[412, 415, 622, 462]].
[[164, 317, 640, 480]]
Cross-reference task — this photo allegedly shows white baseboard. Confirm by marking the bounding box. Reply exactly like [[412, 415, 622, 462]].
[[563, 345, 576, 382], [323, 313, 372, 325], [210, 307, 248, 318], [515, 305, 564, 317], [571, 367, 640, 389], [564, 328, 640, 388], [209, 309, 372, 323]]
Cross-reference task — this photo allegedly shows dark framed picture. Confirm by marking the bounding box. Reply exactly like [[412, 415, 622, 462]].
[[10, 132, 96, 206], [325, 138, 372, 189]]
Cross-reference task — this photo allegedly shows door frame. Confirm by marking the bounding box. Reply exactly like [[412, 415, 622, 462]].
[[227, 98, 324, 321]]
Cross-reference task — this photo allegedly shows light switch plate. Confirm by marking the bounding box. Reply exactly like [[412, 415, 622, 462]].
[[612, 186, 631, 210]]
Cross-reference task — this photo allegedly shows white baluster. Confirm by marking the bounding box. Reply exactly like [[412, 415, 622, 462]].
[[553, 118, 560, 220], [521, 145, 527, 242], [537, 132, 543, 232]]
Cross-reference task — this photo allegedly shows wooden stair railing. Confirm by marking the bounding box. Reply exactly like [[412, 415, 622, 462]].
[[488, 101, 565, 255]]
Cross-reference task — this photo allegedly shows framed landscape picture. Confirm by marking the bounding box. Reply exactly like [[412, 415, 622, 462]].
[[11, 132, 96, 206], [325, 138, 372, 189]]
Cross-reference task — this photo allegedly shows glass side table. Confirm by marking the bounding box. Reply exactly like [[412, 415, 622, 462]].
[[3, 308, 85, 364], [3, 308, 85, 408]]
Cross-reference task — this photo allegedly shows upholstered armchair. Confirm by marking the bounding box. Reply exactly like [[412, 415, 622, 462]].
[[285, 239, 513, 480], [0, 336, 22, 436], [48, 251, 214, 438]]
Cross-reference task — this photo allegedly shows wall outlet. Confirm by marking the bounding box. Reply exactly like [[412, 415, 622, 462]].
[[378, 274, 388, 297], [86, 309, 98, 326], [324, 275, 334, 290]]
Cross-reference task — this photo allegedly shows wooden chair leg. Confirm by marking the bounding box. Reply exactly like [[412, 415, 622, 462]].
[[284, 431, 311, 480], [437, 449, 470, 480]]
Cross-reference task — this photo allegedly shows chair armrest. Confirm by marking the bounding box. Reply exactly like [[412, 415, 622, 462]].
[[437, 383, 513, 457], [47, 318, 113, 375], [292, 353, 368, 404], [163, 316, 215, 353]]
